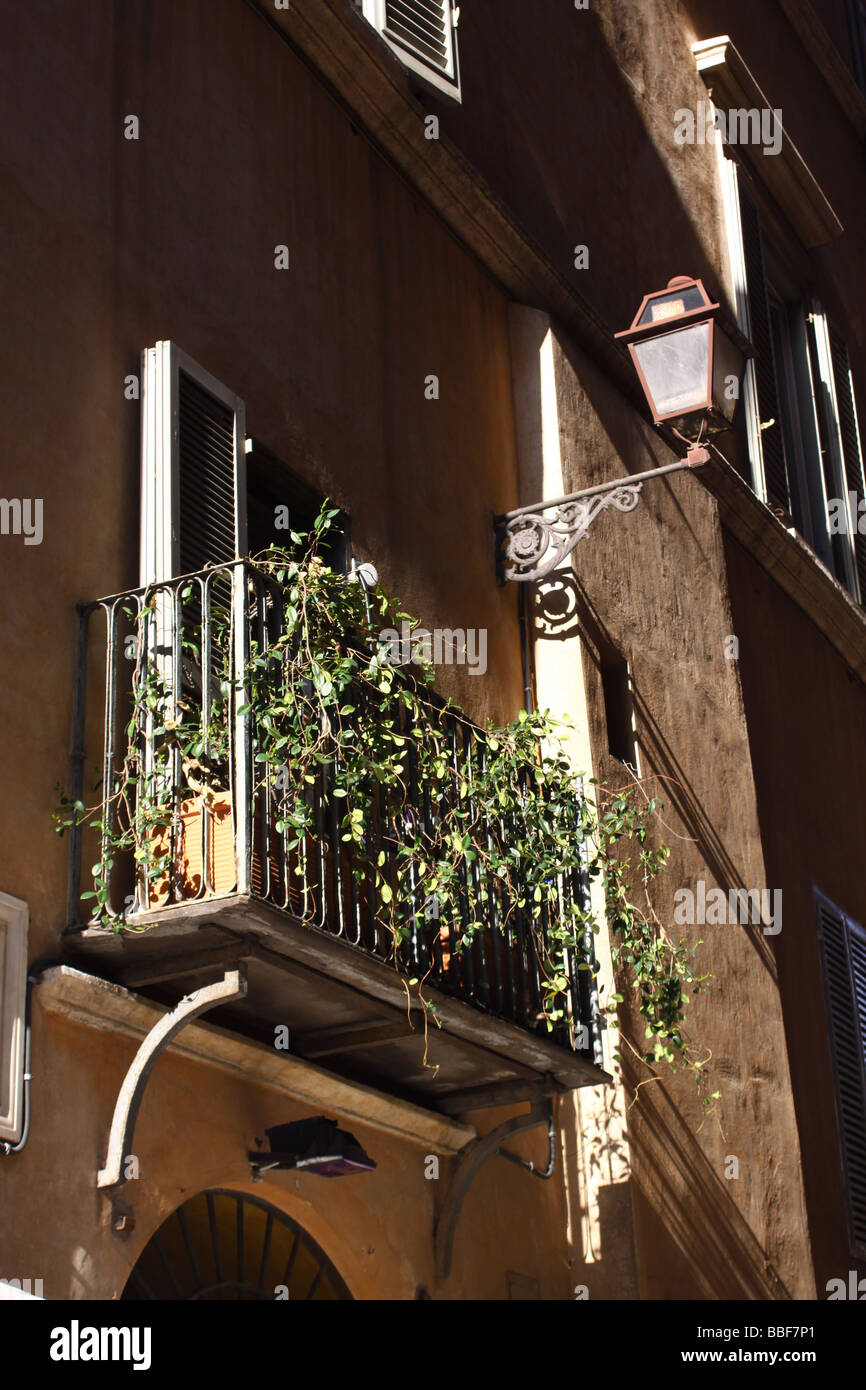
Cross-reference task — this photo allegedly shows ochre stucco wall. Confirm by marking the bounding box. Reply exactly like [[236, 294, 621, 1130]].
[[0, 1002, 608, 1301]]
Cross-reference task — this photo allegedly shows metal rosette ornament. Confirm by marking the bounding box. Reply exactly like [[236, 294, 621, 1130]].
[[499, 484, 643, 583]]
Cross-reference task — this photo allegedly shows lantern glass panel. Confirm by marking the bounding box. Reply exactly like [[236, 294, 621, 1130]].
[[638, 285, 707, 325], [710, 324, 746, 423], [632, 321, 710, 418]]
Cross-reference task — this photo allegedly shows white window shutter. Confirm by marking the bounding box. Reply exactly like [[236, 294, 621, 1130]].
[[735, 181, 791, 517], [816, 892, 866, 1258], [808, 308, 860, 600], [0, 892, 28, 1145], [140, 342, 247, 584], [362, 0, 461, 101], [827, 324, 866, 603], [717, 152, 765, 499]]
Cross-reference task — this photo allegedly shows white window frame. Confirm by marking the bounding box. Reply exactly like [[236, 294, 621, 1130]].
[[764, 281, 837, 572], [140, 341, 247, 585], [0, 892, 29, 1145], [716, 145, 766, 501], [716, 150, 862, 592], [809, 306, 862, 602], [361, 0, 461, 102]]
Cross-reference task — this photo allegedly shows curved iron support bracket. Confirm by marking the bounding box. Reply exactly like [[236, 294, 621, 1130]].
[[97, 969, 247, 1189], [434, 1098, 551, 1281], [495, 453, 708, 583]]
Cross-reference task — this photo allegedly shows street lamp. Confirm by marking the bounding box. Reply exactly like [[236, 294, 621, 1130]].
[[614, 275, 751, 452], [495, 275, 752, 582]]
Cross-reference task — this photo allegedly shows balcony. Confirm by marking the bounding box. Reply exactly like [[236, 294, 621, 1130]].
[[62, 560, 607, 1111]]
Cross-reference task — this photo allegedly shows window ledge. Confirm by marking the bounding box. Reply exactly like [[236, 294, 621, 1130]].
[[693, 35, 844, 248]]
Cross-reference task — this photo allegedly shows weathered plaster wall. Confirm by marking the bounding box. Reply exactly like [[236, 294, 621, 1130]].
[[544, 322, 815, 1298], [726, 534, 866, 1291]]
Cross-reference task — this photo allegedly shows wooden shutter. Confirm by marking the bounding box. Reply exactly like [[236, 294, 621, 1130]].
[[140, 342, 247, 584], [362, 0, 461, 100], [828, 327, 866, 603], [816, 893, 866, 1258], [737, 186, 791, 515]]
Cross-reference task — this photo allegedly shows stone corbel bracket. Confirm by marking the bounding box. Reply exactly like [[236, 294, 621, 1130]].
[[96, 969, 247, 1189], [434, 1097, 552, 1281]]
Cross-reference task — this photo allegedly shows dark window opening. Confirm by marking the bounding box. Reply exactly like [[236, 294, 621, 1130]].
[[601, 655, 637, 766], [246, 443, 350, 574], [847, 0, 866, 92]]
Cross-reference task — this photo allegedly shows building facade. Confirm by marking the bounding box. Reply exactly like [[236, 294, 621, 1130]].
[[1, 0, 866, 1301]]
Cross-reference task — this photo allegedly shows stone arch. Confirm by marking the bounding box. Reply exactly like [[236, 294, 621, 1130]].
[[121, 1188, 352, 1301]]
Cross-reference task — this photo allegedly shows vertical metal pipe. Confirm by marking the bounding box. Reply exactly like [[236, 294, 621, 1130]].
[[519, 584, 534, 713]]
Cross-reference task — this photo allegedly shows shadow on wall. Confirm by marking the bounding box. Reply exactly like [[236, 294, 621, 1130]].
[[455, 1, 736, 340], [558, 1087, 641, 1300], [619, 1051, 793, 1300], [565, 576, 778, 979]]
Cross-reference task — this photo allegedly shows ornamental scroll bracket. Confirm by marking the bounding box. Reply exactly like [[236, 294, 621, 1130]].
[[494, 451, 709, 584]]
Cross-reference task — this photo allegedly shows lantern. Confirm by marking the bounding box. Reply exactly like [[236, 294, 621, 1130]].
[[616, 275, 752, 439]]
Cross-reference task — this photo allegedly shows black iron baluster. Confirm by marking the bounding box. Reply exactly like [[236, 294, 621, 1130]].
[[448, 714, 474, 1001], [478, 739, 505, 1017], [464, 728, 491, 1010], [404, 717, 425, 977]]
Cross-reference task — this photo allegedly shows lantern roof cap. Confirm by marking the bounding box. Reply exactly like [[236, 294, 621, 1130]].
[[615, 274, 752, 356]]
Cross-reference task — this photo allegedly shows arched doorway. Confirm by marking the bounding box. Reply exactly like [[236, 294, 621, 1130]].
[[121, 1189, 352, 1301]]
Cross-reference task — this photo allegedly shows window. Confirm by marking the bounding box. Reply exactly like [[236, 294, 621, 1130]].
[[847, 0, 866, 92], [600, 652, 639, 770], [719, 161, 866, 602], [360, 0, 461, 101], [140, 342, 349, 581], [140, 341, 247, 585], [0, 892, 28, 1146], [808, 314, 866, 603], [246, 442, 350, 574], [815, 891, 866, 1259]]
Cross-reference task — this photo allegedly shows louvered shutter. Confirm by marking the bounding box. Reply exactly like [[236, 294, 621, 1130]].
[[828, 327, 866, 603], [736, 186, 791, 515], [816, 894, 866, 1258], [362, 0, 461, 100], [140, 341, 247, 584]]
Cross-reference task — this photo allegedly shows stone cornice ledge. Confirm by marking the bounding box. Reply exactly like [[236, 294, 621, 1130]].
[[699, 453, 866, 680], [37, 966, 477, 1155], [693, 35, 844, 248], [252, 0, 641, 408], [774, 0, 866, 139]]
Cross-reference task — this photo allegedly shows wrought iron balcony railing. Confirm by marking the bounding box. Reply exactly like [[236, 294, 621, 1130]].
[[66, 561, 601, 1062]]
